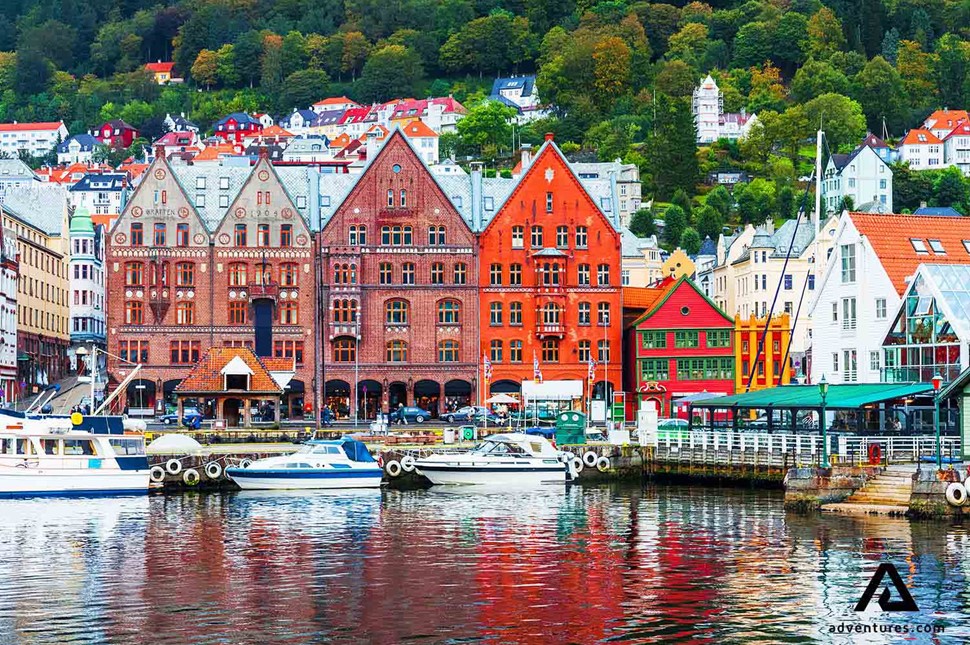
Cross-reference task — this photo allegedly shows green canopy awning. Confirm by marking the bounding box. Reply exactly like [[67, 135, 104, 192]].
[[690, 383, 934, 410]]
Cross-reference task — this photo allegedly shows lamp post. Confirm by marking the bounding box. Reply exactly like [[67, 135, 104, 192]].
[[353, 311, 360, 429], [818, 374, 829, 468], [932, 372, 943, 470]]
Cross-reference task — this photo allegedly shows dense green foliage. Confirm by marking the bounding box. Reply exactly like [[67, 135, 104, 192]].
[[5, 0, 970, 236]]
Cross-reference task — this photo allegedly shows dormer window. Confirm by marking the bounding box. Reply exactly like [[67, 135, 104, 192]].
[[910, 238, 929, 254], [929, 239, 946, 254]]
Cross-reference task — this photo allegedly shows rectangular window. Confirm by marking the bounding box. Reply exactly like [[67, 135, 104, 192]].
[[575, 226, 588, 249], [869, 350, 880, 372], [910, 238, 928, 254], [841, 297, 857, 330], [840, 244, 856, 282], [170, 341, 201, 364], [490, 340, 503, 363], [808, 274, 815, 290], [430, 263, 444, 285], [597, 264, 610, 286], [489, 302, 503, 326], [597, 302, 611, 326], [578, 302, 591, 326], [832, 302, 838, 322], [257, 224, 270, 247], [843, 349, 858, 382], [531, 226, 543, 248], [153, 223, 166, 246], [546, 192, 553, 212], [674, 331, 699, 348], [509, 264, 522, 286], [489, 264, 502, 286], [875, 298, 886, 319], [280, 224, 292, 247], [541, 339, 559, 362], [176, 223, 189, 247], [556, 226, 568, 249], [453, 263, 467, 284], [641, 331, 666, 349], [511, 226, 524, 249], [509, 340, 523, 363], [401, 263, 415, 285], [597, 340, 610, 363], [832, 352, 839, 373], [783, 274, 792, 290], [706, 330, 731, 348], [509, 302, 522, 325], [228, 301, 247, 324], [578, 264, 590, 286], [929, 239, 945, 254], [640, 358, 669, 381], [234, 224, 247, 246]]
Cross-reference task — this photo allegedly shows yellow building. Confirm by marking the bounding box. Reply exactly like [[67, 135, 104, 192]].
[[734, 313, 793, 392], [662, 248, 695, 280], [1, 186, 70, 395]]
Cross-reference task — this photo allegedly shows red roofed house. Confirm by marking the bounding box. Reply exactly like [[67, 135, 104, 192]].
[[92, 120, 139, 149], [810, 212, 970, 384], [0, 121, 69, 157], [312, 96, 360, 113], [624, 276, 735, 418], [400, 120, 439, 164], [145, 61, 177, 84], [899, 128, 943, 170], [387, 97, 467, 133], [923, 108, 969, 140], [943, 122, 970, 176]]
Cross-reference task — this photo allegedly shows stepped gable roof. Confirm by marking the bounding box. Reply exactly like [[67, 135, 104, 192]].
[[176, 347, 282, 394], [851, 212, 970, 294]]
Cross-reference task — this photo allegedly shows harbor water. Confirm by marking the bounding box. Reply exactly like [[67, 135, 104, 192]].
[[0, 484, 968, 644]]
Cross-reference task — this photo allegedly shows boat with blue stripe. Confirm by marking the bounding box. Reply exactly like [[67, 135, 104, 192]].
[[225, 437, 383, 490]]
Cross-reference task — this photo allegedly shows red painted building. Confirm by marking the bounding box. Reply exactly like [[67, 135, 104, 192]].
[[624, 276, 735, 417], [213, 113, 263, 145], [478, 135, 622, 401], [317, 130, 480, 419], [92, 120, 139, 148]]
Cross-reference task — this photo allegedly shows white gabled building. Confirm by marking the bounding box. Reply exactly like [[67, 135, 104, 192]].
[[923, 109, 968, 140], [822, 142, 893, 213], [899, 128, 944, 170], [943, 122, 970, 176], [692, 75, 757, 144], [809, 212, 970, 385]]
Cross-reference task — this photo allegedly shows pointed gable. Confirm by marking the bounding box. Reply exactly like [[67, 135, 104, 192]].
[[320, 130, 474, 245], [630, 276, 733, 328], [109, 153, 208, 243], [212, 156, 312, 249]]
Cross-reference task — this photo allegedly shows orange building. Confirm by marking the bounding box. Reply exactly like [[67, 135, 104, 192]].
[[478, 135, 622, 403], [734, 313, 793, 392]]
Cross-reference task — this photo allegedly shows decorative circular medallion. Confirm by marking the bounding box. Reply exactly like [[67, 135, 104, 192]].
[[125, 290, 132, 298], [176, 291, 184, 299], [295, 234, 308, 246], [353, 208, 360, 214], [680, 306, 691, 316], [154, 169, 166, 180], [240, 291, 247, 299], [289, 290, 298, 299], [281, 207, 293, 220], [178, 207, 189, 219], [162, 290, 169, 298], [115, 233, 127, 245], [131, 206, 143, 218], [150, 291, 156, 299], [229, 291, 236, 299], [218, 233, 231, 245], [235, 207, 246, 219], [188, 290, 194, 299], [136, 290, 144, 298], [258, 170, 270, 181], [193, 233, 207, 245], [392, 164, 401, 173], [280, 291, 288, 300]]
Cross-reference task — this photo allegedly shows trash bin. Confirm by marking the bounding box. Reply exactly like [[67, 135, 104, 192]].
[[460, 425, 476, 441], [556, 411, 587, 445], [443, 427, 456, 444]]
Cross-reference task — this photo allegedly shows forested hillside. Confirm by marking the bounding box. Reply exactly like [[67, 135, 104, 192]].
[[4, 0, 970, 239]]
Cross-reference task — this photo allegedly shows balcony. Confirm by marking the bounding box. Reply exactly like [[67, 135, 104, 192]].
[[237, 283, 279, 302], [536, 323, 564, 338]]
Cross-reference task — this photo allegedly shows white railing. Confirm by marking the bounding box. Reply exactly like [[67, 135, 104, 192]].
[[650, 430, 960, 465]]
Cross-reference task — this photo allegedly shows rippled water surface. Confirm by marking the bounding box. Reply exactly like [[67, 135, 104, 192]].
[[0, 485, 968, 644]]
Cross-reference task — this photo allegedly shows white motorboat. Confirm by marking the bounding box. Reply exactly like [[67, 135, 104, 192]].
[[225, 437, 383, 490], [414, 433, 570, 486], [0, 409, 150, 497]]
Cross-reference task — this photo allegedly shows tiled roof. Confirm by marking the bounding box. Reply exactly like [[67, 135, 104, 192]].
[[401, 120, 438, 138], [313, 96, 357, 107], [261, 357, 296, 372], [901, 128, 942, 145], [175, 347, 283, 394], [192, 143, 239, 162], [0, 121, 63, 132], [944, 122, 970, 141], [913, 206, 963, 216], [2, 184, 67, 235], [851, 212, 970, 294], [145, 62, 175, 73], [258, 125, 294, 138], [623, 279, 675, 311], [925, 109, 968, 130]]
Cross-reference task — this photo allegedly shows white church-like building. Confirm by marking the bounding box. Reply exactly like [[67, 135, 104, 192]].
[[692, 75, 758, 144]]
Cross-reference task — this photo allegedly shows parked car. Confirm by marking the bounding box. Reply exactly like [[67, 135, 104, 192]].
[[444, 406, 502, 424], [390, 406, 432, 423], [159, 408, 202, 426]]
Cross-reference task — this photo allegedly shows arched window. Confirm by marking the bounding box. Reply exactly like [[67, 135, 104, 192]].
[[438, 340, 459, 362], [556, 225, 568, 248], [385, 300, 409, 325], [176, 302, 194, 325], [175, 262, 194, 287], [279, 263, 298, 287], [125, 301, 143, 325], [228, 263, 247, 287], [333, 337, 356, 362], [349, 225, 367, 246], [428, 225, 446, 245], [279, 301, 298, 324], [437, 300, 460, 324], [386, 340, 408, 362], [125, 262, 143, 286]]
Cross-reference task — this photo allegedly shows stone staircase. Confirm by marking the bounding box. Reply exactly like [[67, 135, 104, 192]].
[[822, 466, 915, 515]]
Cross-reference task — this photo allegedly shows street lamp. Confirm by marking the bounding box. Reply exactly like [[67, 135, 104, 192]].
[[353, 311, 360, 429], [932, 372, 943, 470], [818, 374, 829, 468]]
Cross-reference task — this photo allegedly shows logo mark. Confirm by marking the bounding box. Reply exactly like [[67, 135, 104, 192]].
[[855, 563, 919, 612]]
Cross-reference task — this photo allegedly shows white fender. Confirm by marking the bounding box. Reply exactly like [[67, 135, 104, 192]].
[[165, 459, 183, 476], [182, 468, 201, 486], [149, 465, 166, 483], [204, 462, 223, 479], [583, 451, 599, 467], [400, 455, 416, 473], [596, 456, 611, 472], [946, 482, 967, 507], [239, 459, 253, 469], [385, 460, 402, 477], [572, 456, 585, 474]]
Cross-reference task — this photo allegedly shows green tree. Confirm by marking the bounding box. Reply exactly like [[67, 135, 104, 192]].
[[280, 69, 331, 113], [798, 93, 867, 151], [630, 208, 656, 238], [592, 37, 631, 109], [733, 22, 772, 68], [216, 45, 239, 88], [14, 47, 50, 96], [280, 31, 309, 78], [881, 28, 900, 64], [694, 204, 723, 241], [439, 13, 534, 75], [456, 100, 517, 154], [806, 7, 846, 59], [191, 49, 219, 89], [776, 185, 796, 219], [647, 95, 698, 200], [260, 34, 284, 96], [934, 166, 968, 208], [853, 56, 907, 132], [653, 60, 696, 98], [771, 12, 808, 72], [735, 179, 775, 225], [662, 204, 687, 247], [934, 34, 970, 109], [357, 45, 425, 102], [705, 185, 733, 220], [667, 22, 709, 67], [671, 188, 692, 221], [233, 31, 265, 88], [789, 59, 849, 103], [680, 227, 702, 255]]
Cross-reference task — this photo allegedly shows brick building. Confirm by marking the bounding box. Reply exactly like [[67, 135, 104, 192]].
[[105, 150, 314, 420], [478, 135, 623, 403], [318, 131, 479, 419]]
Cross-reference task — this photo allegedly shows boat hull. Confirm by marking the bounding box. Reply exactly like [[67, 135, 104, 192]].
[[0, 468, 149, 497], [415, 463, 567, 486], [226, 467, 383, 490]]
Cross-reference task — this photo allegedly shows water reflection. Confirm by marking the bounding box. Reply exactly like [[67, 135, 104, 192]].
[[0, 486, 967, 643]]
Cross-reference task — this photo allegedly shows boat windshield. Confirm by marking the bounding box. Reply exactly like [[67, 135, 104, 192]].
[[472, 440, 527, 456]]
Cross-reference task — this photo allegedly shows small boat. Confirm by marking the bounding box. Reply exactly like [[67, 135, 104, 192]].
[[0, 409, 150, 497], [414, 433, 570, 486], [225, 437, 383, 490]]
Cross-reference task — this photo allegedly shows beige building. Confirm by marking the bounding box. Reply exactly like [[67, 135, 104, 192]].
[[709, 216, 838, 377], [620, 230, 663, 287], [1, 185, 71, 393], [662, 248, 696, 281]]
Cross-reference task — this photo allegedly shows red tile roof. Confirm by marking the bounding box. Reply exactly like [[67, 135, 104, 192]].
[[944, 122, 970, 141], [261, 357, 296, 372], [314, 96, 357, 107], [901, 128, 942, 146], [0, 121, 63, 132], [622, 278, 676, 311], [145, 62, 175, 73], [401, 120, 438, 138], [925, 109, 968, 131], [176, 347, 283, 394], [851, 212, 970, 294]]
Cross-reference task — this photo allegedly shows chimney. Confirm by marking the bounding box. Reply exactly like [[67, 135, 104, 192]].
[[544, 132, 554, 142], [519, 144, 533, 172], [920, 200, 928, 209], [258, 145, 269, 160], [154, 144, 165, 161], [470, 162, 484, 231]]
